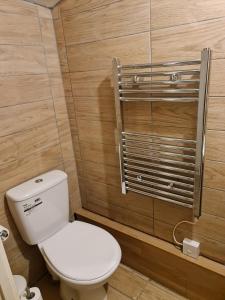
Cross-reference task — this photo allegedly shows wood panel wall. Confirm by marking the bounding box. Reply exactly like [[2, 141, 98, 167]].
[[0, 0, 80, 284], [52, 0, 225, 266]]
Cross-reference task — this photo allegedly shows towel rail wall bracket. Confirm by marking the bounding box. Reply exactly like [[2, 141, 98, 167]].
[[112, 48, 211, 218]]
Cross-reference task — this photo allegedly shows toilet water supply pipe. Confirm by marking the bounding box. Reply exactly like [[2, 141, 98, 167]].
[[172, 219, 198, 247]]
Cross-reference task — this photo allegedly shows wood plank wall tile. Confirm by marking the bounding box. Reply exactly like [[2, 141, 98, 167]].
[[205, 130, 225, 161], [85, 197, 154, 234], [195, 213, 225, 244], [59, 0, 121, 13], [50, 72, 66, 98], [0, 45, 46, 75], [152, 102, 197, 128], [0, 100, 55, 137], [124, 124, 196, 140], [66, 96, 76, 115], [62, 72, 73, 96], [0, 144, 62, 195], [0, 0, 38, 16], [53, 13, 69, 72], [52, 5, 60, 19], [77, 118, 116, 145], [123, 102, 152, 126], [54, 0, 225, 294], [207, 97, 225, 129], [204, 160, 225, 191], [84, 179, 154, 218], [72, 135, 81, 160], [0, 0, 80, 286], [75, 96, 116, 122], [202, 187, 225, 218], [151, 0, 225, 30], [152, 18, 225, 61], [0, 121, 59, 167], [83, 160, 120, 187], [70, 69, 113, 97], [79, 141, 118, 166], [67, 32, 150, 72], [0, 74, 51, 107], [0, 12, 41, 45], [62, 0, 150, 45], [209, 60, 225, 97], [154, 201, 194, 225]]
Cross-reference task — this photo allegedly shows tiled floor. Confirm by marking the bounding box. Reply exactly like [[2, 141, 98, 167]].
[[37, 264, 187, 300]]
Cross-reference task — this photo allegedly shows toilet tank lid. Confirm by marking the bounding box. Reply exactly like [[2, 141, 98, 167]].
[[6, 170, 67, 202]]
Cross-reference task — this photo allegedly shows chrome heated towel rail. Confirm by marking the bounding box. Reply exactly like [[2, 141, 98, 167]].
[[112, 48, 211, 217]]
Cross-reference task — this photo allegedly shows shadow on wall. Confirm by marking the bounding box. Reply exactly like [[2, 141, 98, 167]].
[[84, 75, 119, 217]]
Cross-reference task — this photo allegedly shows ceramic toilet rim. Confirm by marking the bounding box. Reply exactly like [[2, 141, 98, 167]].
[[41, 246, 122, 286]]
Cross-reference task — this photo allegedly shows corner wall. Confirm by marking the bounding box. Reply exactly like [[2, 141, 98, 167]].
[[0, 0, 80, 284], [52, 0, 225, 266]]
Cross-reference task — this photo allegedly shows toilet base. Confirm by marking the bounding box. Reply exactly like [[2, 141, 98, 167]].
[[60, 281, 107, 300]]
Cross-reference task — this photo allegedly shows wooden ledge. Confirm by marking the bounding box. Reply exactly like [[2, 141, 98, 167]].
[[75, 208, 225, 278]]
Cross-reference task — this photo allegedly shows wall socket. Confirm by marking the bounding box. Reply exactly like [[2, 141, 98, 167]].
[[182, 238, 200, 259]]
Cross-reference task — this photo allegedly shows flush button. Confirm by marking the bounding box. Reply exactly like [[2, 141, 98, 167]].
[[35, 178, 43, 183]]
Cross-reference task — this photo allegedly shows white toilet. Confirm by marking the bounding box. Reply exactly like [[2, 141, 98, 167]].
[[6, 170, 121, 300]]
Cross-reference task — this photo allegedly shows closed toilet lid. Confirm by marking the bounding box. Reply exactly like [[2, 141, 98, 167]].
[[40, 221, 121, 282]]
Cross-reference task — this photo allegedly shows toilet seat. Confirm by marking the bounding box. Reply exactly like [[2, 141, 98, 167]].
[[39, 221, 121, 284]]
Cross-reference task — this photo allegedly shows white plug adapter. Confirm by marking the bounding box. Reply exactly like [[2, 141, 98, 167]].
[[182, 238, 200, 259]]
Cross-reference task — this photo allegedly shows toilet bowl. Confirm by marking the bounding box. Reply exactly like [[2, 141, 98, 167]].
[[6, 170, 121, 300], [39, 221, 121, 300]]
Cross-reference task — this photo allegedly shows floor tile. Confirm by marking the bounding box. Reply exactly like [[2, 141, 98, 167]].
[[36, 264, 188, 300], [138, 280, 187, 300], [109, 264, 149, 299], [108, 286, 131, 300]]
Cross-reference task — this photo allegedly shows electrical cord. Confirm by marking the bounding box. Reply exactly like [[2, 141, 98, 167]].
[[172, 219, 197, 247]]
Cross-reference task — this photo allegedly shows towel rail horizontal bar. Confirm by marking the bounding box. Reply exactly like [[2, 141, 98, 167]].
[[125, 169, 194, 190], [123, 138, 196, 152], [120, 88, 199, 94], [120, 60, 201, 69], [125, 175, 194, 196], [127, 187, 193, 208], [124, 164, 194, 182], [122, 132, 197, 144], [120, 97, 199, 102], [123, 151, 196, 168], [123, 146, 196, 160], [124, 157, 195, 175], [125, 181, 194, 203], [120, 70, 200, 78], [119, 80, 200, 86]]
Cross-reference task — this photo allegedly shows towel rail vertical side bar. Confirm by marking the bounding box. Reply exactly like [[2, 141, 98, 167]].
[[113, 58, 126, 194], [194, 48, 211, 217]]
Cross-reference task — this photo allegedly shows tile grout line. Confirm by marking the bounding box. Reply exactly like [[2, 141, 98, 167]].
[[151, 15, 225, 32], [107, 284, 133, 300]]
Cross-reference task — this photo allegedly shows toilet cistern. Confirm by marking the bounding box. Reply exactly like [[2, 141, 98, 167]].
[[6, 170, 121, 300]]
